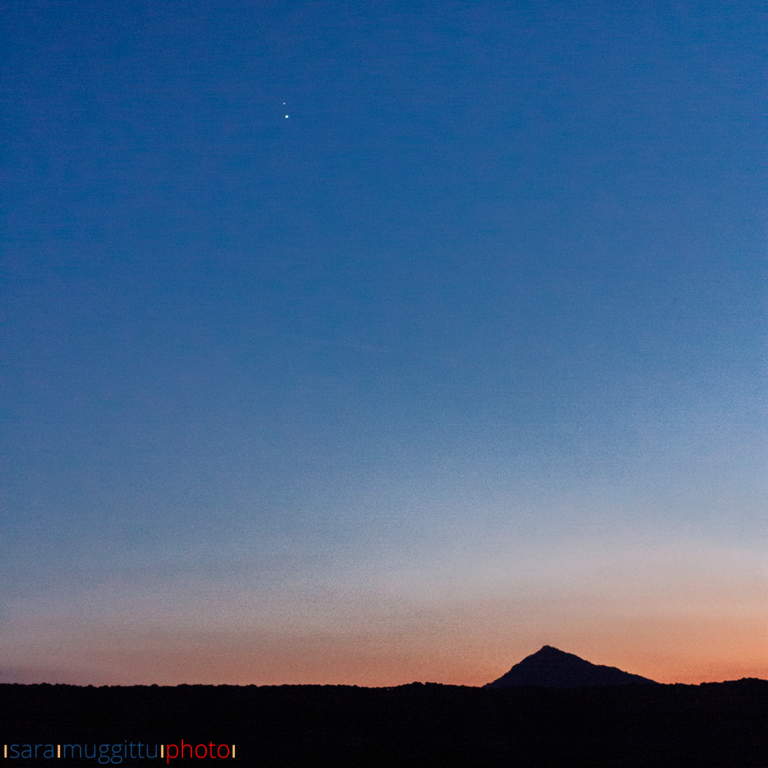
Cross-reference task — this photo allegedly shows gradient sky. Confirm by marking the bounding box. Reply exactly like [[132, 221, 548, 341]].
[[2, 0, 766, 687]]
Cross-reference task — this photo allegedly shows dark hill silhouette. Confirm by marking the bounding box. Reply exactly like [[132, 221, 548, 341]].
[[485, 645, 659, 688], [3, 678, 768, 766]]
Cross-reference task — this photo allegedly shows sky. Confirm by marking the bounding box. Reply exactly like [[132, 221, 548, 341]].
[[1, 0, 766, 687]]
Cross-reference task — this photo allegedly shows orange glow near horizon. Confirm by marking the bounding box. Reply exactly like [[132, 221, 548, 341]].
[[5, 606, 765, 688], [4, 539, 764, 688]]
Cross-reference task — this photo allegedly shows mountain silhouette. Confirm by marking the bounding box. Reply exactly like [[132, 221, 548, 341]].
[[485, 645, 658, 689]]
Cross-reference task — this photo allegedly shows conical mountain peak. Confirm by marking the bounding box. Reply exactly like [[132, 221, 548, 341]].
[[486, 646, 658, 689]]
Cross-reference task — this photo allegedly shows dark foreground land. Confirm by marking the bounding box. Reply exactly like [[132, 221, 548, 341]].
[[2, 679, 767, 767]]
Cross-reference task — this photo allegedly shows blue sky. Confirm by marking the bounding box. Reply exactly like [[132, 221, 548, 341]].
[[2, 0, 766, 685]]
